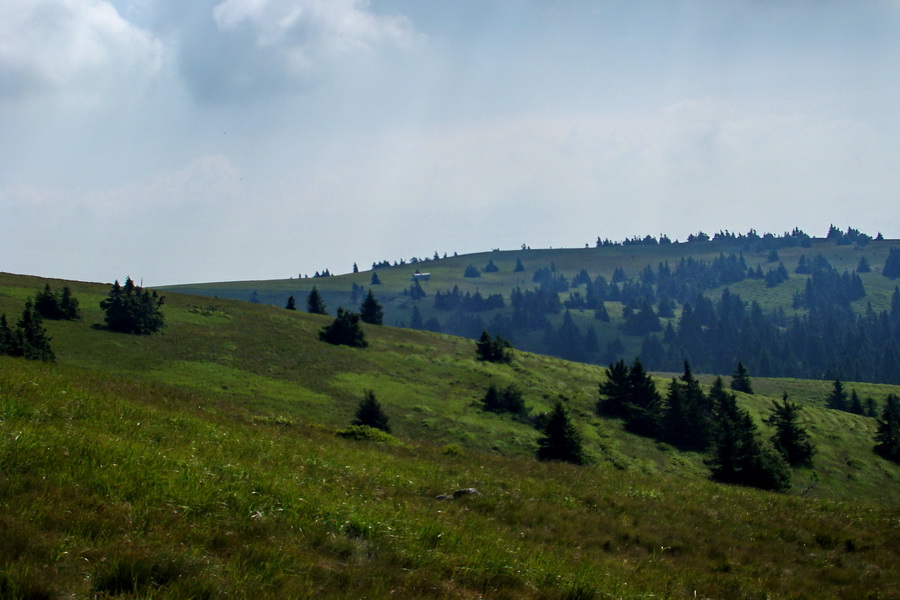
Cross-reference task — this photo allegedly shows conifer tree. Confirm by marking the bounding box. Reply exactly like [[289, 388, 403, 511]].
[[661, 361, 715, 450], [0, 314, 14, 356], [883, 247, 900, 278], [16, 300, 55, 361], [537, 400, 586, 465], [475, 330, 512, 363], [874, 393, 900, 462], [730, 361, 754, 394], [370, 272, 381, 285], [352, 390, 390, 433], [59, 286, 80, 320], [285, 295, 297, 310], [514, 258, 525, 272], [319, 308, 368, 347], [306, 286, 327, 315], [764, 393, 815, 467], [359, 290, 384, 325], [849, 389, 864, 415], [826, 378, 848, 411]]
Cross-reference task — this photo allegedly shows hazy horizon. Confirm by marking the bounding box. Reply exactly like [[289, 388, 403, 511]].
[[4, 1, 899, 286]]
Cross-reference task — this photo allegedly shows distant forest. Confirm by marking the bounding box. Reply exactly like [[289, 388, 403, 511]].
[[402, 226, 900, 385]]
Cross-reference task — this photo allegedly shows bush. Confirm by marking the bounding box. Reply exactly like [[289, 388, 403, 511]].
[[319, 308, 368, 347]]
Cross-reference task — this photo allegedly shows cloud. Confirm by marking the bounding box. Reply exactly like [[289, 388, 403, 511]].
[[167, 0, 419, 102], [0, 0, 163, 100]]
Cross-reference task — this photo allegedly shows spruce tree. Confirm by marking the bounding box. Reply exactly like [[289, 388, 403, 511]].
[[764, 393, 815, 467], [16, 300, 55, 361], [874, 393, 900, 462], [475, 330, 512, 363], [0, 314, 15, 356], [882, 247, 900, 278], [536, 400, 586, 465], [306, 286, 327, 315], [359, 290, 384, 325], [352, 390, 391, 433], [100, 277, 165, 334], [849, 389, 864, 415], [34, 284, 64, 320], [514, 258, 525, 272], [597, 359, 631, 417], [370, 272, 381, 285], [662, 361, 715, 450], [730, 361, 754, 394], [285, 295, 297, 310], [59, 286, 80, 320], [826, 378, 848, 411]]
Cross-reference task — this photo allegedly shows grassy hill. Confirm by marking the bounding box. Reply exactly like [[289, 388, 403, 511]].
[[2, 272, 899, 598], [160, 235, 900, 380]]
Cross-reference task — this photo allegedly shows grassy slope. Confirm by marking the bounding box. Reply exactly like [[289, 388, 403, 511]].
[[160, 238, 900, 360], [1, 272, 899, 598]]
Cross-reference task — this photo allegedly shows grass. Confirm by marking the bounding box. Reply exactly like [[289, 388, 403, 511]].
[[2, 271, 900, 598]]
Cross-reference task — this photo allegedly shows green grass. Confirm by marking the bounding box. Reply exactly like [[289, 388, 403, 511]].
[[2, 271, 900, 598]]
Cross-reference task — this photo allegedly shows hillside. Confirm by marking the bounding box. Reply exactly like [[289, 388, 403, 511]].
[[161, 230, 900, 384], [1, 271, 900, 598]]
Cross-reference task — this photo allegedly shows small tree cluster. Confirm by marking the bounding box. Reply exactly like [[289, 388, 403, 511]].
[[706, 378, 790, 491], [0, 300, 55, 361], [481, 383, 527, 417], [319, 308, 368, 347], [100, 278, 165, 334], [463, 264, 481, 278], [34, 284, 81, 320], [596, 358, 662, 435], [475, 331, 512, 363]]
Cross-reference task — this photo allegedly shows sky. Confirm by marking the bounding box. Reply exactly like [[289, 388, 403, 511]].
[[2, 0, 900, 286]]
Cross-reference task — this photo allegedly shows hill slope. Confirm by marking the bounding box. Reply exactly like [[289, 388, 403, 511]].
[[1, 271, 899, 598]]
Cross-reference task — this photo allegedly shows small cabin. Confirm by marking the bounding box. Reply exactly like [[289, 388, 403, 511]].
[[412, 272, 431, 281]]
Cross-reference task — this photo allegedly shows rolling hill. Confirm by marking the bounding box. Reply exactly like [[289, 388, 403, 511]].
[[161, 228, 900, 385], [1, 269, 899, 598]]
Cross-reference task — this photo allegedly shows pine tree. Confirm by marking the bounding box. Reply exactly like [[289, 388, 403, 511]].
[[849, 389, 864, 415], [352, 390, 390, 433], [59, 286, 80, 320], [318, 308, 368, 347], [764, 393, 815, 467], [661, 361, 715, 451], [306, 286, 327, 315], [34, 284, 64, 319], [826, 378, 848, 411], [285, 295, 297, 310], [514, 258, 525, 272], [536, 400, 586, 465], [597, 359, 631, 417], [874, 393, 900, 462], [370, 272, 381, 285], [359, 290, 384, 325], [883, 247, 900, 278], [730, 361, 754, 394]]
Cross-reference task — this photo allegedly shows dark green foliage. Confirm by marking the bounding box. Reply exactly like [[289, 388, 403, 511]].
[[536, 400, 586, 465], [100, 278, 165, 335], [463, 264, 481, 278], [826, 378, 848, 411], [475, 330, 512, 363], [730, 361, 754, 394], [306, 287, 327, 315], [596, 358, 662, 435], [883, 247, 900, 278], [848, 389, 864, 415], [514, 258, 525, 272], [370, 272, 381, 285], [481, 384, 527, 417], [406, 279, 427, 300], [874, 394, 900, 462], [857, 256, 871, 273], [34, 284, 81, 320], [409, 306, 424, 330], [285, 295, 297, 310], [359, 290, 384, 325], [318, 308, 368, 347], [0, 301, 55, 361], [484, 259, 499, 273], [765, 394, 815, 467], [707, 378, 791, 491], [661, 361, 715, 451], [352, 390, 390, 433]]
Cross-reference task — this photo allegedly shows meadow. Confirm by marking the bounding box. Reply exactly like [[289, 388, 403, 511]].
[[1, 271, 899, 598]]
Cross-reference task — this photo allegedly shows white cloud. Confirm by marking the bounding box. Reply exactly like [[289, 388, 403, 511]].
[[0, 0, 163, 100]]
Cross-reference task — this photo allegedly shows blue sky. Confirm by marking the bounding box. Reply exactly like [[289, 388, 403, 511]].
[[2, 0, 899, 285]]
